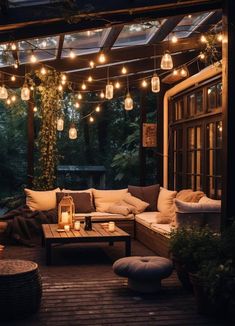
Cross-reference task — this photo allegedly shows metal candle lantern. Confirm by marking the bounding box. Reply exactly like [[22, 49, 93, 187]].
[[58, 194, 75, 228]]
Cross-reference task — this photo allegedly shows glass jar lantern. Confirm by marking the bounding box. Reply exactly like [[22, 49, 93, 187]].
[[58, 195, 75, 228]]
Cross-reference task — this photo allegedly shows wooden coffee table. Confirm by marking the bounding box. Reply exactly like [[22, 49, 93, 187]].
[[42, 223, 131, 265]]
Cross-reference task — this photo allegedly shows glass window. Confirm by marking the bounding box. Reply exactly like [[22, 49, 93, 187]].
[[196, 91, 203, 114], [207, 85, 217, 111], [217, 82, 222, 107], [174, 100, 184, 120], [188, 94, 195, 116]]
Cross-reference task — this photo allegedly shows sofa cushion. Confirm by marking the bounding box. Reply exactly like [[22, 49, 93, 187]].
[[122, 193, 149, 214], [157, 188, 177, 221], [128, 184, 160, 211], [199, 196, 221, 211], [150, 223, 172, 237], [176, 189, 205, 202], [135, 212, 164, 228], [93, 189, 128, 212], [56, 192, 93, 213], [106, 204, 132, 216], [74, 211, 134, 221], [175, 197, 221, 213], [62, 188, 95, 211], [25, 188, 60, 211]]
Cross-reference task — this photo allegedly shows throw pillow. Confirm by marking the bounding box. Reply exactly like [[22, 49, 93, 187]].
[[155, 213, 172, 224], [175, 197, 221, 213], [122, 193, 149, 214], [176, 189, 205, 202], [56, 192, 93, 213], [106, 204, 131, 216], [62, 188, 95, 211], [92, 189, 128, 212], [25, 188, 60, 211], [128, 184, 160, 211], [157, 187, 177, 221]]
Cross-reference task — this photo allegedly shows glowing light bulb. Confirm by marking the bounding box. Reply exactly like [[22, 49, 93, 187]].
[[173, 69, 178, 76], [69, 124, 77, 139], [89, 116, 94, 122], [141, 79, 148, 88], [100, 91, 105, 99], [105, 83, 114, 99], [115, 81, 121, 89], [33, 106, 37, 112], [11, 43, 17, 51], [0, 85, 8, 99], [11, 75, 16, 82], [95, 105, 100, 112], [61, 74, 66, 81], [13, 61, 18, 69], [40, 67, 47, 75], [6, 98, 11, 105], [11, 95, 16, 102], [98, 52, 106, 63], [69, 49, 75, 59], [58, 84, 63, 91], [171, 35, 178, 43], [180, 67, 188, 77], [87, 30, 91, 36], [199, 52, 206, 60], [151, 73, 160, 93], [57, 117, 64, 131], [30, 52, 37, 63], [30, 86, 34, 91], [217, 33, 223, 42], [61, 79, 66, 85], [200, 35, 207, 43], [121, 66, 127, 74], [77, 93, 82, 100], [88, 75, 93, 82], [188, 14, 192, 18], [89, 60, 95, 68], [42, 40, 47, 48], [81, 82, 86, 90], [124, 93, 133, 111], [75, 102, 80, 108], [161, 51, 173, 70]]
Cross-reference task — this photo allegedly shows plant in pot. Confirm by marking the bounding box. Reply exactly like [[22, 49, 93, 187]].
[[169, 226, 220, 291]]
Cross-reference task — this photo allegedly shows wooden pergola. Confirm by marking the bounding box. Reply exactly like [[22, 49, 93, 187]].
[[0, 0, 234, 227]]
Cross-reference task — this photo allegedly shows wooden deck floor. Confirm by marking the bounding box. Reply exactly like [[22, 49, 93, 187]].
[[1, 239, 228, 326]]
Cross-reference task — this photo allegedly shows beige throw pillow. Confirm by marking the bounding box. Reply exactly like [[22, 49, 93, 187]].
[[176, 189, 205, 202], [122, 193, 149, 214], [25, 188, 60, 211], [93, 189, 128, 212], [106, 204, 131, 216], [157, 187, 177, 221]]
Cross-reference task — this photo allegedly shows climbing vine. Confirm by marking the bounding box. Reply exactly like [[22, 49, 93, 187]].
[[33, 69, 63, 190]]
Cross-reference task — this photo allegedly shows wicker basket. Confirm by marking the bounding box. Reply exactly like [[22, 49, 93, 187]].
[[0, 259, 42, 321]]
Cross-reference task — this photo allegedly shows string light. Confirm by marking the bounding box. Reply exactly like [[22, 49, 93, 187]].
[[121, 66, 127, 74], [69, 49, 76, 59], [217, 33, 223, 42], [98, 52, 106, 63], [81, 82, 86, 90], [95, 105, 100, 112], [188, 14, 192, 18], [100, 90, 105, 99], [0, 85, 8, 99], [115, 81, 121, 89], [21, 84, 30, 101], [69, 124, 77, 139], [89, 116, 94, 122], [77, 93, 82, 100], [61, 74, 67, 81], [89, 60, 95, 68], [33, 106, 37, 112], [13, 61, 18, 69], [180, 67, 188, 77], [173, 69, 178, 76], [88, 75, 93, 82], [61, 79, 66, 85], [74, 102, 80, 108], [58, 84, 63, 91], [30, 86, 34, 91], [171, 34, 178, 43], [141, 79, 148, 88], [105, 83, 114, 99], [199, 52, 206, 60], [57, 117, 64, 131], [30, 51, 37, 63], [124, 93, 133, 111], [161, 51, 173, 70], [6, 98, 11, 105], [40, 66, 47, 75], [11, 75, 16, 82], [11, 95, 16, 102], [200, 35, 207, 43], [151, 73, 160, 93], [11, 43, 17, 51]]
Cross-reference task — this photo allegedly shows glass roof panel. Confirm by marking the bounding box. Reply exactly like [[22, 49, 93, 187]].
[[8, 0, 61, 7], [62, 29, 110, 57], [0, 44, 14, 67], [166, 12, 213, 40], [113, 21, 163, 48], [18, 36, 59, 64]]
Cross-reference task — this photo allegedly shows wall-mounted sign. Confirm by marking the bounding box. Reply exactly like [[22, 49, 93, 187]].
[[142, 123, 157, 147]]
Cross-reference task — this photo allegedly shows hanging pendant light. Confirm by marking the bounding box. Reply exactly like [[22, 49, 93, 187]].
[[0, 85, 8, 99], [161, 51, 173, 70], [57, 117, 64, 131], [124, 93, 133, 111], [21, 84, 30, 101], [105, 83, 113, 99], [69, 124, 77, 139], [151, 73, 160, 93]]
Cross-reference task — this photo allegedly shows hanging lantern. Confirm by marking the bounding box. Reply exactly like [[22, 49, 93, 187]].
[[58, 194, 75, 228], [57, 117, 64, 131], [69, 124, 77, 139], [0, 85, 8, 99], [21, 84, 30, 101], [161, 51, 173, 70], [105, 83, 114, 100], [151, 73, 160, 93], [124, 93, 133, 111]]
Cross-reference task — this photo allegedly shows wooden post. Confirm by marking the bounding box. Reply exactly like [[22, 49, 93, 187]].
[[221, 0, 235, 227], [139, 89, 147, 186], [27, 101, 35, 187]]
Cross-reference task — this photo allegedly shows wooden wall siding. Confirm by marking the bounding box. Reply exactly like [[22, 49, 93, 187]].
[[2, 240, 224, 325]]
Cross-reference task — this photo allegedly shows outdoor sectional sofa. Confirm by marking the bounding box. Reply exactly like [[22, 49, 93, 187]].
[[24, 186, 221, 257]]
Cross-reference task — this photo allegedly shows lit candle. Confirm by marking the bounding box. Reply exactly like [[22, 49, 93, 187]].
[[61, 212, 69, 224], [74, 221, 80, 231], [64, 225, 70, 231], [108, 221, 115, 232]]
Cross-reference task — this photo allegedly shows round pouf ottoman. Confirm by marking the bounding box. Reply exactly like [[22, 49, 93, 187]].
[[113, 256, 173, 293], [0, 259, 42, 321]]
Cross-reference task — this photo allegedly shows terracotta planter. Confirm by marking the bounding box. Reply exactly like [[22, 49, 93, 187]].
[[172, 257, 193, 291]]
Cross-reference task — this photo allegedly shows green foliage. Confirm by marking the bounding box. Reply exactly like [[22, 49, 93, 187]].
[[33, 69, 63, 190], [169, 226, 220, 272]]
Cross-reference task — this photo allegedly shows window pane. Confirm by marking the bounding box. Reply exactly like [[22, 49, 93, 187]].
[[216, 121, 222, 147], [217, 82, 222, 107], [196, 90, 203, 114], [188, 94, 195, 116], [207, 85, 217, 111], [187, 128, 194, 149], [196, 151, 201, 174], [207, 123, 214, 148]]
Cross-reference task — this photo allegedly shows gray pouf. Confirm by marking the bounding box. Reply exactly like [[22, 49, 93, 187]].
[[113, 256, 173, 293]]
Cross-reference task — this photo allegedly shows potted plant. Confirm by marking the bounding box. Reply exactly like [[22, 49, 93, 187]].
[[169, 226, 220, 290]]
